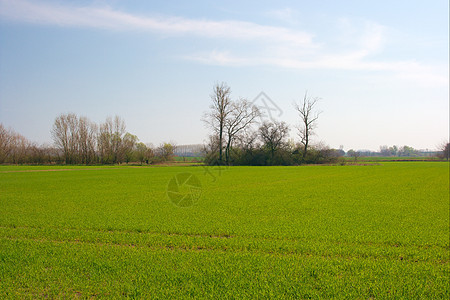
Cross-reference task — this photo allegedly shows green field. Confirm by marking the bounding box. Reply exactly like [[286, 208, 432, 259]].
[[0, 163, 448, 298], [346, 156, 442, 162]]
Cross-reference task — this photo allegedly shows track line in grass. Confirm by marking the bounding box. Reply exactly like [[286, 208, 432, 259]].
[[0, 224, 447, 251], [1, 226, 448, 264], [2, 236, 448, 267]]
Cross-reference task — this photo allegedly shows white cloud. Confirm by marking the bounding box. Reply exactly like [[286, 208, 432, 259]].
[[0, 0, 315, 47], [0, 0, 447, 87]]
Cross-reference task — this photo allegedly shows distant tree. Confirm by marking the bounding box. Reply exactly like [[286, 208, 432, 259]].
[[259, 121, 290, 160], [347, 149, 361, 162], [111, 116, 127, 163], [0, 124, 12, 163], [134, 142, 154, 165], [379, 145, 390, 156], [203, 83, 232, 164], [52, 113, 99, 165], [98, 116, 127, 164], [78, 116, 97, 164], [9, 132, 30, 164], [122, 133, 138, 164], [389, 145, 398, 156], [398, 145, 419, 157], [438, 142, 450, 161], [157, 143, 175, 162], [294, 92, 321, 161], [52, 113, 80, 164]]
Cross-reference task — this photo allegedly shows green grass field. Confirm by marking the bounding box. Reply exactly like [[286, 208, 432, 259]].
[[0, 163, 448, 298], [346, 156, 441, 162]]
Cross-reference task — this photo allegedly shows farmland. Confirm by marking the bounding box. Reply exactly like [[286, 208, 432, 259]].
[[0, 162, 448, 298]]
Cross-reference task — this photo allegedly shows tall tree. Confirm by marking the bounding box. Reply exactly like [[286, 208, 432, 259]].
[[203, 83, 232, 164], [52, 113, 80, 164], [112, 115, 126, 163], [224, 99, 260, 164], [0, 124, 12, 163], [78, 116, 97, 165], [122, 133, 138, 164], [98, 116, 127, 164], [9, 131, 30, 164], [294, 92, 320, 160]]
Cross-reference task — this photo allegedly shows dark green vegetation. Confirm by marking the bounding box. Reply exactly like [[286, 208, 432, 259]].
[[0, 163, 448, 298]]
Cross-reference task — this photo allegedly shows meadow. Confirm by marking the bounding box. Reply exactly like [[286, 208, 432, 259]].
[[0, 162, 448, 298]]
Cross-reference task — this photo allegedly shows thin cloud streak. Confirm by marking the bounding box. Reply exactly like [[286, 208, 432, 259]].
[[186, 50, 448, 87], [0, 0, 315, 47]]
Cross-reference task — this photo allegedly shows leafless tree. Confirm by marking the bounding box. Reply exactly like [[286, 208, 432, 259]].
[[224, 99, 260, 164], [438, 141, 450, 161], [78, 116, 97, 164], [0, 124, 12, 163], [9, 132, 30, 164], [203, 82, 232, 164], [236, 129, 259, 153], [294, 92, 321, 160], [98, 116, 127, 164], [52, 113, 80, 164], [259, 121, 290, 159], [112, 115, 126, 163], [98, 117, 113, 164], [52, 113, 98, 165]]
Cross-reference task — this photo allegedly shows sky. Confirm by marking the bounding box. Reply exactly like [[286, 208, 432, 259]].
[[0, 0, 448, 151]]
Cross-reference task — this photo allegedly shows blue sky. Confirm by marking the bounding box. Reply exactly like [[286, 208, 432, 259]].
[[0, 0, 448, 151]]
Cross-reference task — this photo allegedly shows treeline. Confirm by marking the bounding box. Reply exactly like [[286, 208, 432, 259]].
[[1, 83, 448, 166], [202, 83, 449, 166], [202, 83, 343, 166], [0, 124, 57, 164], [0, 114, 176, 165]]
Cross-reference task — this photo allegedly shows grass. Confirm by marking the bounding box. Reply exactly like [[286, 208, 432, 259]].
[[346, 156, 441, 162], [174, 156, 203, 162], [0, 162, 448, 298]]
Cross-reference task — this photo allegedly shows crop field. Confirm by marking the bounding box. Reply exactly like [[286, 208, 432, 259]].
[[0, 162, 448, 298]]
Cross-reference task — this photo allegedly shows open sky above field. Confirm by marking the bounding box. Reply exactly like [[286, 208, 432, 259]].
[[0, 0, 448, 151]]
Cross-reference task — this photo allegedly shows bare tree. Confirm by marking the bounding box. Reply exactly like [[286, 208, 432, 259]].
[[78, 116, 97, 165], [112, 115, 126, 163], [98, 116, 127, 164], [259, 121, 290, 159], [52, 113, 80, 164], [98, 117, 113, 164], [236, 129, 259, 153], [0, 124, 12, 163], [438, 141, 450, 161], [203, 83, 232, 164], [9, 132, 30, 164], [224, 99, 260, 164], [294, 92, 321, 161], [52, 113, 99, 165]]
